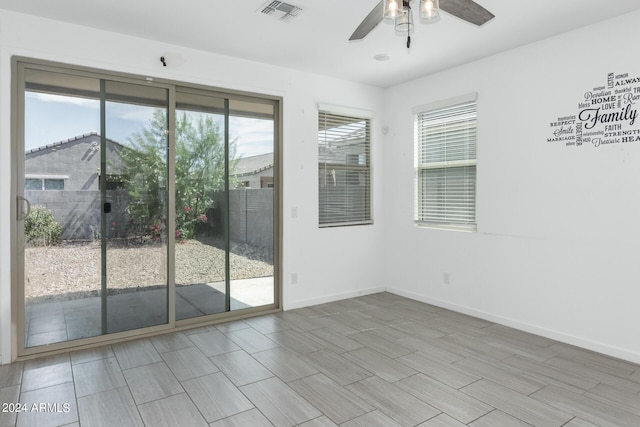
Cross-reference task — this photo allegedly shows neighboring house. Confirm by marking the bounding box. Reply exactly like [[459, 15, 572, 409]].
[[25, 132, 126, 191], [24, 133, 128, 240], [26, 134, 276, 193], [233, 152, 274, 188]]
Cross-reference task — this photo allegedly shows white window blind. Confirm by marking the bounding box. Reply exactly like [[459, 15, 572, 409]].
[[318, 111, 371, 227], [415, 98, 476, 229]]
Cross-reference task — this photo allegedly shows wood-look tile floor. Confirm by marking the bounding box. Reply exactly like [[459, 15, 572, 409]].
[[3, 292, 640, 426]]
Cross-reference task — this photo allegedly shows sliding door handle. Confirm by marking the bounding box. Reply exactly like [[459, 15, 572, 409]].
[[17, 196, 31, 221]]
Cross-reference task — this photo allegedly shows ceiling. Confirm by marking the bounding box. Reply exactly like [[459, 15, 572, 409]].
[[1, 0, 639, 88]]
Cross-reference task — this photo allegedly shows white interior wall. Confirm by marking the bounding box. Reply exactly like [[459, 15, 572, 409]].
[[0, 10, 385, 363], [382, 10, 640, 363]]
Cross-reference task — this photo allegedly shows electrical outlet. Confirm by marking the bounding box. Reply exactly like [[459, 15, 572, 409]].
[[291, 273, 298, 285], [443, 272, 451, 285]]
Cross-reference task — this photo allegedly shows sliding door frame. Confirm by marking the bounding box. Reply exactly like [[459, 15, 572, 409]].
[[11, 57, 282, 360]]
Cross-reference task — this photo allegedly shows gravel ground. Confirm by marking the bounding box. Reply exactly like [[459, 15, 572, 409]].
[[25, 238, 273, 303]]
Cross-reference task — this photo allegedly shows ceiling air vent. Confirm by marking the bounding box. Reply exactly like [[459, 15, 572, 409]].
[[258, 1, 302, 22]]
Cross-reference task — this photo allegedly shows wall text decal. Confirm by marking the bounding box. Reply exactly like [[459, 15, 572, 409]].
[[548, 72, 640, 147]]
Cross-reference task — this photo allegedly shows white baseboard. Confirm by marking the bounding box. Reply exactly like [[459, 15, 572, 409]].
[[386, 287, 640, 365], [284, 286, 386, 311]]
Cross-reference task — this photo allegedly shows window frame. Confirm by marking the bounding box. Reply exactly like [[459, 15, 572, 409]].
[[318, 105, 373, 228], [414, 93, 477, 232], [24, 175, 67, 191]]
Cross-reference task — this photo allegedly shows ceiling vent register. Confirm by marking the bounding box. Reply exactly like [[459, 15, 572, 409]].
[[258, 1, 303, 22]]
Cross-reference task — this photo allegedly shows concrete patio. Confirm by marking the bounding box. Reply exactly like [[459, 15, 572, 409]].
[[25, 277, 274, 348]]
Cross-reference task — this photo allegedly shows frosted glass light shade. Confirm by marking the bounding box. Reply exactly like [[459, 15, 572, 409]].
[[383, 0, 402, 21], [420, 0, 439, 21], [395, 8, 414, 36]]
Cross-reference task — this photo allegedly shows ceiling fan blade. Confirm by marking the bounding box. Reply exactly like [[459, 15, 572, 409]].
[[349, 1, 384, 41], [440, 0, 495, 26]]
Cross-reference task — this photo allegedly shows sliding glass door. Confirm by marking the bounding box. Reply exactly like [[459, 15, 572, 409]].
[[174, 91, 229, 319], [103, 80, 170, 333], [228, 100, 275, 310], [15, 60, 279, 356], [174, 92, 276, 319], [21, 68, 104, 347], [19, 67, 172, 349]]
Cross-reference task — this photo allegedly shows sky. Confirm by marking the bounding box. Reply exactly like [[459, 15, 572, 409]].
[[24, 92, 274, 158]]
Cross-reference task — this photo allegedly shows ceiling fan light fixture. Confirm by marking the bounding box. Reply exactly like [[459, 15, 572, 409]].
[[420, 0, 439, 22], [383, 0, 402, 22], [394, 7, 414, 36], [349, 0, 495, 47]]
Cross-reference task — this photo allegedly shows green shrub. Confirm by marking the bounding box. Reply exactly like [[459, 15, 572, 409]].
[[24, 205, 62, 246]]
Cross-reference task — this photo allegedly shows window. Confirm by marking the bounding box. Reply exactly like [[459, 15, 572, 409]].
[[44, 179, 64, 190], [25, 178, 42, 190], [261, 176, 274, 188], [24, 177, 65, 190], [318, 109, 371, 227], [415, 95, 477, 230]]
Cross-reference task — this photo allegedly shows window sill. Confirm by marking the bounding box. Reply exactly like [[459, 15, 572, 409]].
[[414, 222, 476, 233], [320, 220, 373, 228]]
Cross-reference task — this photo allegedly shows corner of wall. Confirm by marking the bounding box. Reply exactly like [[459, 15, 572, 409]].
[[284, 286, 386, 311]]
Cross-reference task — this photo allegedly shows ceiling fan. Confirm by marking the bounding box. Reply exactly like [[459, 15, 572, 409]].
[[350, 0, 495, 48]]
